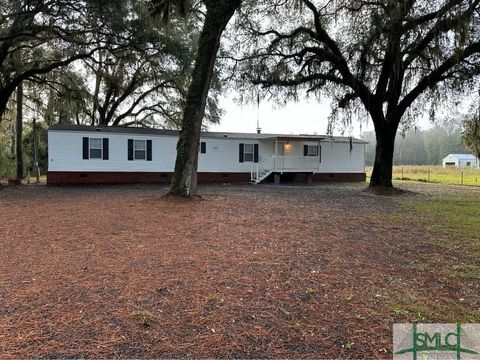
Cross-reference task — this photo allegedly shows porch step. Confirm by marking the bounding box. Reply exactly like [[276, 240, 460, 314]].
[[253, 170, 273, 184]]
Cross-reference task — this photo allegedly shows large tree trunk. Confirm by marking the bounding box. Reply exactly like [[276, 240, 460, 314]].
[[370, 123, 397, 187], [0, 94, 9, 120], [16, 82, 24, 180], [169, 1, 240, 197], [0, 85, 16, 121]]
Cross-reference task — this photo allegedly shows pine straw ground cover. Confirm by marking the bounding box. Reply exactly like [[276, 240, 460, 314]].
[[0, 182, 479, 359]]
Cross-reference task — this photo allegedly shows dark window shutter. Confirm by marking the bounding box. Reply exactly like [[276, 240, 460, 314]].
[[82, 137, 89, 159], [239, 143, 244, 163], [319, 145, 322, 163], [254, 144, 259, 163], [303, 145, 308, 156], [103, 138, 109, 160], [200, 141, 206, 154], [147, 140, 152, 161], [128, 139, 134, 160]]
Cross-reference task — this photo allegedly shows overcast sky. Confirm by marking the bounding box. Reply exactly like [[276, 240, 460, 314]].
[[210, 95, 364, 137], [212, 82, 480, 138], [211, 95, 435, 138]]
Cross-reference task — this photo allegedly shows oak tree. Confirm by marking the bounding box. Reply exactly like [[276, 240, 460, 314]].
[[152, 0, 242, 196], [232, 0, 480, 187]]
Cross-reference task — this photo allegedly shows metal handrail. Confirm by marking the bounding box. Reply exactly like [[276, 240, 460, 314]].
[[251, 156, 275, 183]]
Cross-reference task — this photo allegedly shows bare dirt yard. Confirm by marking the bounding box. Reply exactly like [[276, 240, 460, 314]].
[[1, 182, 479, 358]]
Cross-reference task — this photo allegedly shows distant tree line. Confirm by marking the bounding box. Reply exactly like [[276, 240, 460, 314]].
[[363, 122, 470, 166]]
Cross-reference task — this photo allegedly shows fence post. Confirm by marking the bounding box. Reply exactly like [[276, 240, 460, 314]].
[[461, 171, 464, 186], [428, 169, 430, 183]]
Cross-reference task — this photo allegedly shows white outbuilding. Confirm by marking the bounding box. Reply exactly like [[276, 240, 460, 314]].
[[442, 153, 480, 168]]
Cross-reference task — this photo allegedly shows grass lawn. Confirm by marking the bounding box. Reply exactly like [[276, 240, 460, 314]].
[[0, 182, 479, 358], [366, 165, 480, 187], [381, 192, 480, 324], [410, 195, 480, 283]]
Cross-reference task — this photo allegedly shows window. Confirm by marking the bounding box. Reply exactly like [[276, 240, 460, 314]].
[[128, 139, 151, 161], [89, 138, 102, 159], [200, 141, 206, 154], [83, 137, 108, 160], [307, 145, 319, 157], [239, 143, 258, 163], [244, 143, 254, 162], [134, 140, 146, 160]]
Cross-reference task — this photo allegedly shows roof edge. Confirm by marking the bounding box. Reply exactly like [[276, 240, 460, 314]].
[[48, 124, 368, 143]]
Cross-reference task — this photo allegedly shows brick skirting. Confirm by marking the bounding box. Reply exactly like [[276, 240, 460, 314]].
[[311, 172, 366, 182], [269, 172, 366, 183], [47, 172, 251, 185], [47, 171, 366, 185]]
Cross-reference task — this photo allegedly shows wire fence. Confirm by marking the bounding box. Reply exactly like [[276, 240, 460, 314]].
[[367, 166, 480, 187]]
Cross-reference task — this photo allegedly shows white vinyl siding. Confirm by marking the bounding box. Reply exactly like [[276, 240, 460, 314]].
[[48, 130, 366, 174]]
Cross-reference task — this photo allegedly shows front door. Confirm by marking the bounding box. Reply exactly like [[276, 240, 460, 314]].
[[281, 142, 298, 170]]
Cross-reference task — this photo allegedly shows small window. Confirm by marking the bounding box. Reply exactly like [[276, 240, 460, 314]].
[[244, 144, 254, 162], [134, 140, 146, 160], [200, 142, 206, 154], [307, 145, 319, 157], [89, 138, 102, 159]]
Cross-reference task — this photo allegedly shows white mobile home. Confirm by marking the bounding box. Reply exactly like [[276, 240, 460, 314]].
[[442, 154, 479, 169], [47, 125, 367, 185]]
